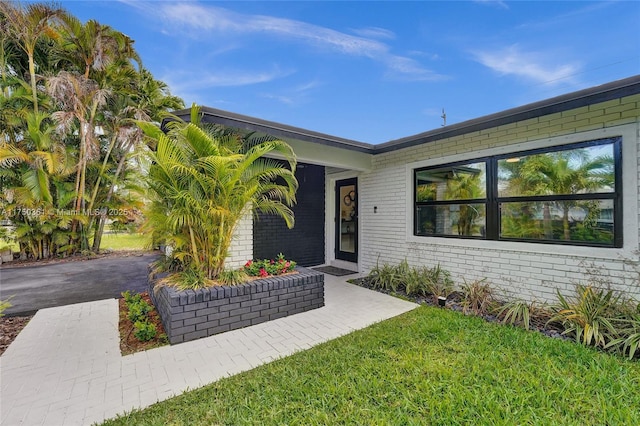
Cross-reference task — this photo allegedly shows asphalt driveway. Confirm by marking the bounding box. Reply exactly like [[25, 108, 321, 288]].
[[0, 253, 160, 316]]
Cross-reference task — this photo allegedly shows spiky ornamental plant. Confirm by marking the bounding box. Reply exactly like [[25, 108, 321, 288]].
[[139, 105, 297, 286], [549, 285, 620, 348]]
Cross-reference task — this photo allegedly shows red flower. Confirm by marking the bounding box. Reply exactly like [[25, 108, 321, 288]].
[[259, 268, 268, 277], [244, 260, 252, 268]]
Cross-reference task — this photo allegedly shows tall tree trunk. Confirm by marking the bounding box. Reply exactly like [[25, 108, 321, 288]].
[[27, 48, 38, 113], [91, 146, 129, 252]]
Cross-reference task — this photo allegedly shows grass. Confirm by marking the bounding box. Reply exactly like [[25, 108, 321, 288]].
[[0, 232, 148, 254], [102, 306, 640, 425], [98, 232, 149, 251]]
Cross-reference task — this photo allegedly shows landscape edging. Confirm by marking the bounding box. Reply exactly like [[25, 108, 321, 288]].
[[148, 267, 325, 344]]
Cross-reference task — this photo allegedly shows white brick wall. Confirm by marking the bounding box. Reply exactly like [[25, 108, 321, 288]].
[[359, 94, 640, 303], [225, 209, 253, 269]]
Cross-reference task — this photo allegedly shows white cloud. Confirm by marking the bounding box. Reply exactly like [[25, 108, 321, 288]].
[[162, 66, 294, 94], [473, 0, 509, 10], [351, 26, 396, 40], [384, 56, 448, 82], [259, 93, 296, 105], [408, 50, 440, 61], [131, 1, 445, 81], [259, 80, 323, 106], [473, 45, 580, 85], [516, 2, 613, 31]]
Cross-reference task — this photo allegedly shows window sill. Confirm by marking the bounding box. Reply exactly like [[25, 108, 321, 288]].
[[405, 234, 638, 261]]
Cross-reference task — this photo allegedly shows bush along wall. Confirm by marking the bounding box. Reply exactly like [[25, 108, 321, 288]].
[[149, 267, 324, 344]]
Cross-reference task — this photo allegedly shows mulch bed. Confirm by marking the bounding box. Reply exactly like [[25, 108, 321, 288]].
[[348, 277, 568, 340], [118, 292, 168, 355], [0, 315, 33, 356], [1, 293, 168, 357]]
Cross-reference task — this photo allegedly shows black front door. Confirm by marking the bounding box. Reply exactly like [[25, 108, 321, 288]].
[[335, 178, 357, 263]]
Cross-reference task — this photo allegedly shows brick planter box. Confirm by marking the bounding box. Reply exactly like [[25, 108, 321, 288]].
[[149, 267, 324, 344]]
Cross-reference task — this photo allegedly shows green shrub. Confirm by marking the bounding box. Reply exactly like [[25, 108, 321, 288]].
[[134, 321, 157, 341], [423, 263, 454, 302], [127, 301, 153, 323], [218, 268, 249, 285], [367, 259, 409, 292], [461, 278, 496, 316], [170, 267, 212, 291], [121, 290, 142, 305], [494, 300, 552, 330], [549, 285, 621, 348], [496, 299, 531, 329], [404, 266, 429, 296], [367, 260, 455, 302], [122, 292, 154, 323], [606, 302, 640, 359]]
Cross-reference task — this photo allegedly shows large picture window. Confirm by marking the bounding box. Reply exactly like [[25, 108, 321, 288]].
[[415, 161, 488, 237], [414, 137, 622, 247]]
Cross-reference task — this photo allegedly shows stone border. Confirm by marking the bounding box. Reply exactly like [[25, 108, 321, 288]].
[[149, 267, 324, 344]]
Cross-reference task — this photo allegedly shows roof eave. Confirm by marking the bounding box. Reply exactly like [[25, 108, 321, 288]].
[[374, 74, 640, 154], [172, 106, 375, 154]]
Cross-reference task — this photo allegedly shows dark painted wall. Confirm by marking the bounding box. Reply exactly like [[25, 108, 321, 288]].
[[253, 163, 325, 266]]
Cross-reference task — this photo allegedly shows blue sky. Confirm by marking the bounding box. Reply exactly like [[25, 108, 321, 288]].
[[59, 0, 639, 144]]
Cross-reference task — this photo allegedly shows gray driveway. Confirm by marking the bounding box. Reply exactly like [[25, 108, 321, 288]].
[[0, 253, 159, 316]]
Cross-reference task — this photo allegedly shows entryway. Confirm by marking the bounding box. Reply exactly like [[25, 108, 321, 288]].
[[335, 177, 357, 263]]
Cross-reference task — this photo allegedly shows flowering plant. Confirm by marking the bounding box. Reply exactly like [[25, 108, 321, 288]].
[[244, 253, 296, 277]]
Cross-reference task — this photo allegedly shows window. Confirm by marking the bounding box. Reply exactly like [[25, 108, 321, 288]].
[[415, 161, 487, 237], [414, 137, 622, 247]]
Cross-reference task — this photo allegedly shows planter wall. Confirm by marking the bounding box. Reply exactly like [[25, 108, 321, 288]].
[[149, 267, 324, 344]]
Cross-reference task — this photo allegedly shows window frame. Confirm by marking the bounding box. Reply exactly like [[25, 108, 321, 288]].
[[413, 137, 623, 248], [414, 158, 490, 239]]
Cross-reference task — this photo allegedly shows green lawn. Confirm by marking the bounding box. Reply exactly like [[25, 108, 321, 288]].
[[102, 306, 640, 425], [99, 232, 149, 251], [0, 233, 149, 253]]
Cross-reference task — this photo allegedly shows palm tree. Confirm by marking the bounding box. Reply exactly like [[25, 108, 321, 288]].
[[0, 1, 63, 113], [47, 71, 108, 244], [54, 14, 141, 79], [1, 3, 183, 259], [88, 67, 184, 252], [139, 105, 298, 283], [0, 110, 75, 258]]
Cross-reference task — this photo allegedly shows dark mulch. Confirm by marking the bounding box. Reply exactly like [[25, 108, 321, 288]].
[[118, 292, 168, 355], [348, 277, 569, 340], [0, 315, 33, 356]]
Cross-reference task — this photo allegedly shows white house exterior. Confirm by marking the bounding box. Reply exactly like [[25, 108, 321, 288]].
[[175, 75, 640, 303]]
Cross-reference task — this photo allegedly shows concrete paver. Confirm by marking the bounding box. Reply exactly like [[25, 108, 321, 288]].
[[0, 274, 418, 425]]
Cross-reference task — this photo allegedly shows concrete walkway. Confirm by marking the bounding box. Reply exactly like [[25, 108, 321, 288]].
[[0, 274, 418, 426]]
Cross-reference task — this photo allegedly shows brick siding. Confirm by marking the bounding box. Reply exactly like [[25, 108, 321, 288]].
[[253, 163, 325, 266], [150, 267, 325, 344], [358, 94, 640, 303]]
